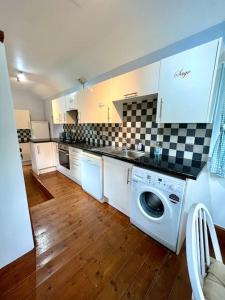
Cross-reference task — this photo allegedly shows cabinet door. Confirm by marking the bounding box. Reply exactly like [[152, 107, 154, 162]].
[[77, 89, 91, 124], [52, 98, 63, 124], [14, 110, 31, 129], [157, 39, 221, 123], [35, 142, 56, 170], [111, 62, 160, 101], [19, 143, 31, 162], [103, 156, 132, 216], [65, 93, 78, 111]]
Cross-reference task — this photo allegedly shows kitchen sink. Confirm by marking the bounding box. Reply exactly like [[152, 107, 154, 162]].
[[93, 146, 145, 160]]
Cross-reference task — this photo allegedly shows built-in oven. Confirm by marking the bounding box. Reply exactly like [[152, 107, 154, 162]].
[[58, 143, 70, 170]]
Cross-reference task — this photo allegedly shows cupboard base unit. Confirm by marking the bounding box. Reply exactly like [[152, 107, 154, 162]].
[[69, 147, 82, 184], [31, 142, 58, 175], [103, 156, 133, 217], [19, 142, 31, 165]]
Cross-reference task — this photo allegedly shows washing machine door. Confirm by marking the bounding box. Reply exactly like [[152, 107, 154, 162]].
[[137, 187, 171, 222]]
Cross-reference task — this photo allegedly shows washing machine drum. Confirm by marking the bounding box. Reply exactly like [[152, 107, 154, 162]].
[[139, 192, 165, 218]]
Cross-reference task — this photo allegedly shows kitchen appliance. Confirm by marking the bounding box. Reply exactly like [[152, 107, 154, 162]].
[[131, 166, 186, 253], [80, 152, 103, 202], [31, 121, 50, 139], [58, 143, 70, 170]]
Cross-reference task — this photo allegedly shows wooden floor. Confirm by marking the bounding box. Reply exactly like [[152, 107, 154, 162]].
[[1, 167, 194, 299], [23, 165, 49, 207]]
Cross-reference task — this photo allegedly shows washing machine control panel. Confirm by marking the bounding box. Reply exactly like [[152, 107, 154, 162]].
[[132, 167, 185, 197]]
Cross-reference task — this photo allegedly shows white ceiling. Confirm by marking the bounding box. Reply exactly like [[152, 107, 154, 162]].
[[0, 0, 225, 100]]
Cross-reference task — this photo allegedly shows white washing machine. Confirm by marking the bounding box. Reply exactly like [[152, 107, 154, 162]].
[[130, 166, 186, 253]]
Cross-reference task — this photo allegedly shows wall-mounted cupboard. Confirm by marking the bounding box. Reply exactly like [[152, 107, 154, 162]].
[[110, 61, 160, 101], [51, 38, 222, 125], [156, 38, 222, 123], [77, 79, 122, 124], [14, 109, 31, 129], [52, 94, 77, 124]]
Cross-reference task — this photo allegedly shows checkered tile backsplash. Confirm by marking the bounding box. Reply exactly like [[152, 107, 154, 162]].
[[63, 98, 212, 161], [17, 129, 31, 143]]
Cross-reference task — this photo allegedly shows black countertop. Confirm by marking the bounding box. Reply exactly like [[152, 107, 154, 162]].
[[30, 139, 206, 180]]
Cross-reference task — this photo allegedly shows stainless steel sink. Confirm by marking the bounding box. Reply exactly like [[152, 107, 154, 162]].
[[94, 146, 144, 159]]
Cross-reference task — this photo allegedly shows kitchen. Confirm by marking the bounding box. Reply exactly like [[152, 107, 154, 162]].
[[1, 1, 225, 299]]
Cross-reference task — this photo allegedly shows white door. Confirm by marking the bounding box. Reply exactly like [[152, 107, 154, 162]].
[[35, 142, 56, 170], [65, 93, 78, 111], [157, 39, 221, 123], [111, 62, 160, 101], [14, 110, 31, 129], [19, 143, 31, 162], [103, 156, 133, 216], [52, 98, 63, 124]]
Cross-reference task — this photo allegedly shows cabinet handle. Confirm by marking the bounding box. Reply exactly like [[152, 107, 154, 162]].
[[107, 106, 110, 123], [124, 92, 137, 98], [159, 98, 163, 121], [127, 168, 130, 184], [37, 145, 40, 155]]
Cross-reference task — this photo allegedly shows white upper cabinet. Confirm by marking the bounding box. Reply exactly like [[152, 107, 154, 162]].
[[77, 79, 122, 124], [156, 38, 222, 123], [65, 93, 78, 111], [111, 61, 160, 101], [14, 109, 31, 129], [52, 96, 75, 124]]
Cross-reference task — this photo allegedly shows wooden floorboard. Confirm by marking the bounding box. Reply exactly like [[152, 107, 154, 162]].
[[0, 166, 198, 299]]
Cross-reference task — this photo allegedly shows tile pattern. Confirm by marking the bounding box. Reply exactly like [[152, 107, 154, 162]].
[[63, 98, 212, 161], [17, 129, 31, 143]]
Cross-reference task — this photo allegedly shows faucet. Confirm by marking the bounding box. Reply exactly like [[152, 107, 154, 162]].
[[122, 138, 129, 151]]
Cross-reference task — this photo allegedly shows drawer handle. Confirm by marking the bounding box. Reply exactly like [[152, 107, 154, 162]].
[[124, 92, 137, 98]]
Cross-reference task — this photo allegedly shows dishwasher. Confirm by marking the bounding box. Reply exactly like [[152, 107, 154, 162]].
[[80, 152, 104, 202]]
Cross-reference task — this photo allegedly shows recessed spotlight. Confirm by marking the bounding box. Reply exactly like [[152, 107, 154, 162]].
[[16, 71, 26, 82]]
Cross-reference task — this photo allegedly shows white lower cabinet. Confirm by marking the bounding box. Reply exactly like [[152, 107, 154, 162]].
[[19, 142, 31, 164], [103, 156, 133, 217], [31, 142, 57, 175], [69, 147, 82, 184]]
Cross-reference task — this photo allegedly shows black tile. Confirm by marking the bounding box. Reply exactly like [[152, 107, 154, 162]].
[[197, 124, 207, 129], [171, 128, 178, 135], [178, 136, 186, 143], [203, 146, 210, 154], [176, 151, 184, 158], [187, 129, 195, 136], [192, 153, 202, 161], [195, 137, 204, 145], [157, 128, 163, 135], [162, 149, 169, 156], [151, 134, 157, 141], [170, 143, 177, 150], [205, 129, 212, 137], [179, 124, 187, 128], [165, 124, 171, 128], [163, 135, 170, 142], [185, 144, 193, 152]]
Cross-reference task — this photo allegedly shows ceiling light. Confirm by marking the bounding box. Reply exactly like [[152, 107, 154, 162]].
[[16, 71, 26, 82]]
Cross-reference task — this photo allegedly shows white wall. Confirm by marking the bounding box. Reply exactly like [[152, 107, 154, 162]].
[[0, 42, 34, 268], [11, 83, 45, 121]]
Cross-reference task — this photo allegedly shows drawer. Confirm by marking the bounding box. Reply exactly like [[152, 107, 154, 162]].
[[69, 147, 83, 154], [70, 164, 81, 182], [70, 158, 80, 165]]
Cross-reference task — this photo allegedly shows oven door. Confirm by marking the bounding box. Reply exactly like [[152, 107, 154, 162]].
[[58, 149, 70, 170]]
